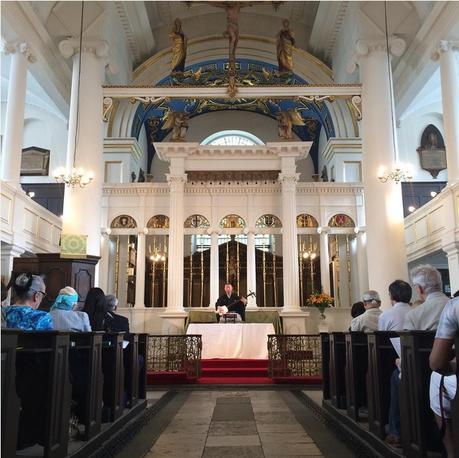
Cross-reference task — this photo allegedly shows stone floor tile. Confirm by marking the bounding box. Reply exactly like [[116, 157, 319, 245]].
[[206, 434, 261, 447], [202, 446, 265, 457], [259, 432, 314, 445], [256, 422, 306, 433], [208, 420, 258, 436], [262, 442, 322, 456]]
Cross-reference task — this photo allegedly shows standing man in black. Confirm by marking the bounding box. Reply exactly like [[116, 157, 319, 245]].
[[215, 283, 247, 321]]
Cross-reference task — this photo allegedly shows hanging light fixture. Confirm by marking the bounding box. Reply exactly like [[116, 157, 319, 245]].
[[53, 2, 94, 188], [377, 2, 413, 185]]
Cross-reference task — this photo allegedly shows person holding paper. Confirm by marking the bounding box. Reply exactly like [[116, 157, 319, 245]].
[[378, 280, 412, 447]]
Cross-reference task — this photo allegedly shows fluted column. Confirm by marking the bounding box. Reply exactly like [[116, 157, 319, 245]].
[[279, 172, 300, 310], [319, 229, 330, 295], [209, 229, 220, 307], [432, 41, 459, 184], [59, 39, 113, 256], [356, 229, 369, 296], [135, 231, 146, 307], [246, 229, 257, 309], [1, 42, 36, 185], [349, 37, 408, 307], [166, 174, 187, 311]]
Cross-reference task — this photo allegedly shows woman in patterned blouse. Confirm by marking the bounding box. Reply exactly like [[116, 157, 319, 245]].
[[2, 272, 53, 330]]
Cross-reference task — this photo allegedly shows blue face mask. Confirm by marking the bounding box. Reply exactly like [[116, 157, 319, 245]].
[[51, 294, 79, 311]]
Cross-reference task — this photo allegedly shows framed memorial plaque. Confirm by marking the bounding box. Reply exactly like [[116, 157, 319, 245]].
[[416, 125, 447, 179], [20, 146, 50, 176]]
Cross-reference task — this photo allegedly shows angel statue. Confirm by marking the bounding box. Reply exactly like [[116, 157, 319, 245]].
[[169, 18, 187, 74], [277, 109, 304, 140], [162, 111, 189, 141], [277, 18, 295, 75]]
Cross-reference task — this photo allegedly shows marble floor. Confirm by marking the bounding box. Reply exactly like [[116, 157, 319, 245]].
[[124, 390, 354, 458]]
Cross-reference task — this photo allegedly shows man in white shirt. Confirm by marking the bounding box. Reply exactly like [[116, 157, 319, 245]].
[[350, 290, 382, 332], [378, 280, 413, 447], [404, 264, 449, 331], [429, 297, 459, 458]]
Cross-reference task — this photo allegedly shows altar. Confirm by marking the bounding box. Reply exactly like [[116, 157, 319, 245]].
[[186, 323, 275, 359]]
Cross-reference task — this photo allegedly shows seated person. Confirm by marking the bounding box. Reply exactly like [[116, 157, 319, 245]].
[[350, 290, 382, 332], [215, 283, 247, 322], [105, 294, 130, 332], [2, 272, 52, 330], [50, 286, 92, 331], [429, 296, 459, 458]]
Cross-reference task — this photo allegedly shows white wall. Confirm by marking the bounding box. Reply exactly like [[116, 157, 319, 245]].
[[397, 101, 447, 182]]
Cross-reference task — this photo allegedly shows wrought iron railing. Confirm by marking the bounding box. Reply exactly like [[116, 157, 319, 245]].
[[268, 334, 322, 377], [147, 335, 202, 378]]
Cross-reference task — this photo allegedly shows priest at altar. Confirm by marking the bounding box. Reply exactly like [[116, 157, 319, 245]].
[[215, 283, 247, 321]]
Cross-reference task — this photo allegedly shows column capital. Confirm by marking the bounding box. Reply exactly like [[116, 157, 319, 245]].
[[278, 172, 299, 191], [58, 38, 118, 73], [347, 36, 406, 73], [166, 173, 188, 186], [431, 40, 459, 61], [1, 41, 36, 63], [207, 227, 222, 236]]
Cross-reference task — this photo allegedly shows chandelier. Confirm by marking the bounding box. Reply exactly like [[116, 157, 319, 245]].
[[53, 2, 94, 189], [299, 240, 317, 260], [376, 3, 413, 185], [149, 242, 167, 262], [377, 165, 413, 184]]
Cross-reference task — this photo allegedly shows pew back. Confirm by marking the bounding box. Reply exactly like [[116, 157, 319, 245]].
[[320, 333, 331, 400], [329, 332, 346, 409]]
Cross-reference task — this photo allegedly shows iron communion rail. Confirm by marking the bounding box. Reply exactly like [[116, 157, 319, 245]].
[[268, 334, 322, 378], [147, 334, 202, 378]]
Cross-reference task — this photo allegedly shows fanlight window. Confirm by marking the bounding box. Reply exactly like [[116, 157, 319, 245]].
[[147, 215, 170, 229], [256, 214, 282, 228], [110, 215, 137, 229], [296, 214, 319, 228], [219, 214, 246, 229], [184, 214, 210, 228], [202, 130, 264, 146], [328, 214, 355, 227]]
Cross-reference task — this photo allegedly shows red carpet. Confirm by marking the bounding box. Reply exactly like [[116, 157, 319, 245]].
[[147, 359, 323, 385]]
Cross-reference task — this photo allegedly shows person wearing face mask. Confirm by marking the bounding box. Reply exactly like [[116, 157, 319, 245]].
[[2, 272, 52, 330]]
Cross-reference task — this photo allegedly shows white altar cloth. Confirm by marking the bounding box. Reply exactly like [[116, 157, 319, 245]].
[[186, 323, 275, 359]]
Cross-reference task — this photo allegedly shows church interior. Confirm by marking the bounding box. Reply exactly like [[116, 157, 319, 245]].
[[1, 1, 459, 457]]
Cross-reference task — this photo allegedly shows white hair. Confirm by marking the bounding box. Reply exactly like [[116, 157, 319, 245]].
[[105, 294, 119, 311], [410, 264, 442, 295]]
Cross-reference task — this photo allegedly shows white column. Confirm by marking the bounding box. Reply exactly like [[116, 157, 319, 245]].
[[349, 236, 361, 303], [98, 232, 110, 292], [59, 39, 111, 256], [433, 41, 459, 184], [279, 172, 300, 310], [1, 42, 35, 184], [356, 230, 369, 296], [135, 231, 146, 307], [350, 38, 408, 307], [337, 236, 351, 307], [118, 236, 128, 306], [209, 229, 220, 307], [166, 174, 187, 311], [107, 237, 117, 295], [443, 241, 459, 295], [246, 229, 257, 308], [319, 230, 330, 295]]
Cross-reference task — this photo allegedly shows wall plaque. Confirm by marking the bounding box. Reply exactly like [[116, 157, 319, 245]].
[[20, 146, 50, 176], [416, 125, 447, 178]]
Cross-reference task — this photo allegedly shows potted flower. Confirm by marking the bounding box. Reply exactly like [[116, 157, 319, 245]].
[[306, 292, 334, 319]]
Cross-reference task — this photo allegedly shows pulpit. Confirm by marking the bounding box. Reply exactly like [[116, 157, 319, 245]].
[[12, 253, 99, 309]]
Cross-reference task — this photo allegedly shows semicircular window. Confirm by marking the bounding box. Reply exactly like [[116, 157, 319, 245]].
[[202, 130, 264, 146]]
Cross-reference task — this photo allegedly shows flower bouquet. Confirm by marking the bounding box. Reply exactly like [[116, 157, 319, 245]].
[[306, 292, 334, 319]]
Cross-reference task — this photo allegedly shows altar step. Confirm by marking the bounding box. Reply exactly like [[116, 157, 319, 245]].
[[199, 359, 270, 383]]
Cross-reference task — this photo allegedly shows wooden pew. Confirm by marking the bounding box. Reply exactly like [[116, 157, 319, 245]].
[[329, 332, 346, 409], [320, 333, 331, 400], [345, 332, 368, 421], [69, 332, 103, 440], [16, 331, 71, 458], [400, 331, 443, 458], [1, 330, 20, 458], [124, 333, 140, 408], [367, 331, 399, 439], [102, 332, 125, 422]]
